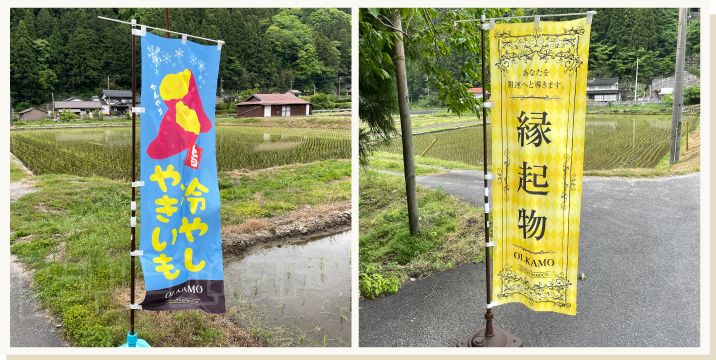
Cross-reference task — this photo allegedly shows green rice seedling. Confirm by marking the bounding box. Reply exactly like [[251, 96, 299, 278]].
[[10, 126, 350, 179]]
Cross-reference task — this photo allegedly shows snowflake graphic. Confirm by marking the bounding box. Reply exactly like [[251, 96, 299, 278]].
[[163, 53, 172, 64], [190, 55, 197, 65], [198, 60, 206, 72], [172, 62, 176, 68], [147, 46, 161, 59], [199, 86, 202, 89], [151, 54, 161, 68], [175, 48, 184, 58], [201, 79, 206, 84], [155, 69, 159, 76], [198, 75, 203, 81]]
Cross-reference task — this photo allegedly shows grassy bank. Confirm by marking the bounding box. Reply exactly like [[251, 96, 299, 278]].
[[10, 160, 29, 181], [359, 169, 485, 300], [367, 158, 446, 176], [10, 159, 350, 347], [217, 115, 350, 129]]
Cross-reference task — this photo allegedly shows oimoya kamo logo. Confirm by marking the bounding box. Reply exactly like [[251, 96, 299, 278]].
[[184, 143, 203, 170]]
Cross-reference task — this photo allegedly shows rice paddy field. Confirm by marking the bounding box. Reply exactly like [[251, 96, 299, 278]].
[[376, 114, 699, 171], [10, 126, 350, 179]]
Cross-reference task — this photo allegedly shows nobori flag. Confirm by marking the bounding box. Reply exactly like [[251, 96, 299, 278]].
[[139, 32, 224, 313], [489, 18, 591, 315]]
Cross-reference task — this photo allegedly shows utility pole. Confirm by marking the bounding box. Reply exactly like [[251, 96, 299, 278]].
[[634, 57, 638, 101], [670, 8, 688, 164], [393, 11, 419, 235], [165, 8, 170, 38]]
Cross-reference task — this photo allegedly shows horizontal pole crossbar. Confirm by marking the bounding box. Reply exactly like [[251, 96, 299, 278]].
[[455, 11, 596, 24], [98, 16, 224, 44]]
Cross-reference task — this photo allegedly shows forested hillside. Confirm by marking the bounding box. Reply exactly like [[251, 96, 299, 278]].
[[525, 8, 700, 80], [10, 8, 351, 107], [404, 8, 700, 106]]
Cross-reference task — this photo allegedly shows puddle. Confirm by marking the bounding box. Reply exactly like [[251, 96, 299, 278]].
[[223, 230, 351, 347]]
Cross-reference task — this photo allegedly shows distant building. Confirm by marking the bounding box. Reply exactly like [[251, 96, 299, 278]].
[[64, 96, 86, 102], [17, 107, 49, 121], [53, 101, 104, 118], [101, 90, 141, 115], [346, 84, 352, 96], [286, 90, 302, 97], [657, 84, 697, 100], [587, 78, 621, 102], [468, 87, 491, 101], [235, 94, 313, 118]]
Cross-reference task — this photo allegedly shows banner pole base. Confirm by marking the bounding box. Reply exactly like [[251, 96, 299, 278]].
[[456, 324, 523, 347], [119, 331, 152, 347]]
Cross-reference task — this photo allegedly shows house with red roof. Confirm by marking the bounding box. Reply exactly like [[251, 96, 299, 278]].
[[234, 93, 313, 118], [468, 87, 490, 101]]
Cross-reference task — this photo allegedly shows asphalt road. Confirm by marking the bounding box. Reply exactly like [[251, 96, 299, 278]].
[[360, 172, 700, 347], [10, 254, 69, 347]]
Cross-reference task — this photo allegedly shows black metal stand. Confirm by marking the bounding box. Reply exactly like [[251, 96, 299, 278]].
[[456, 14, 523, 348]]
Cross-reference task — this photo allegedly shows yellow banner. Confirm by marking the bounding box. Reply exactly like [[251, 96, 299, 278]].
[[489, 18, 591, 315]]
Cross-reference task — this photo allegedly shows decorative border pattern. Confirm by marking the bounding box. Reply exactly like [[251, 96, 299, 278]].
[[496, 268, 573, 308], [510, 95, 562, 101], [494, 26, 585, 75], [512, 244, 555, 255]]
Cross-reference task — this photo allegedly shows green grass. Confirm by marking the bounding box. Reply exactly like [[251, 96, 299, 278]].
[[10, 161, 28, 181], [219, 160, 351, 227], [359, 169, 485, 299], [586, 103, 674, 114], [367, 158, 446, 176], [370, 151, 483, 171], [10, 159, 349, 347]]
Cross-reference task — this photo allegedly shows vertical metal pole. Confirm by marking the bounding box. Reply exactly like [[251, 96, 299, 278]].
[[670, 8, 687, 164], [165, 8, 170, 38], [130, 19, 137, 336], [632, 119, 635, 152], [480, 15, 494, 338]]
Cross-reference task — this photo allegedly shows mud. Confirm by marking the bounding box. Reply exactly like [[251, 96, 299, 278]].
[[222, 207, 351, 256]]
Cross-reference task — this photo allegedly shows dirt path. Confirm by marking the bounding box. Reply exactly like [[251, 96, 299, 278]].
[[10, 158, 69, 347]]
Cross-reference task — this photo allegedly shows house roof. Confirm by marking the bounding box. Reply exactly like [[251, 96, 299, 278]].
[[102, 90, 133, 98], [235, 94, 311, 106], [64, 96, 85, 101], [18, 107, 42, 114], [587, 89, 621, 95], [54, 101, 104, 109], [286, 90, 302, 95], [587, 78, 619, 85], [469, 88, 490, 94]]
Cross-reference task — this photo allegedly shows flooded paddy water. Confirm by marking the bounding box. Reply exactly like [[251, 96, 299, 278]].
[[223, 230, 351, 347]]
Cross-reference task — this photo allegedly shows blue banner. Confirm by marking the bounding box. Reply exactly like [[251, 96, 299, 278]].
[[139, 32, 224, 312]]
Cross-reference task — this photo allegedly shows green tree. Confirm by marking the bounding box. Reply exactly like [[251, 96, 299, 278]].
[[11, 20, 40, 105], [295, 44, 322, 79], [359, 8, 521, 166], [36, 8, 55, 39], [683, 85, 700, 105]]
